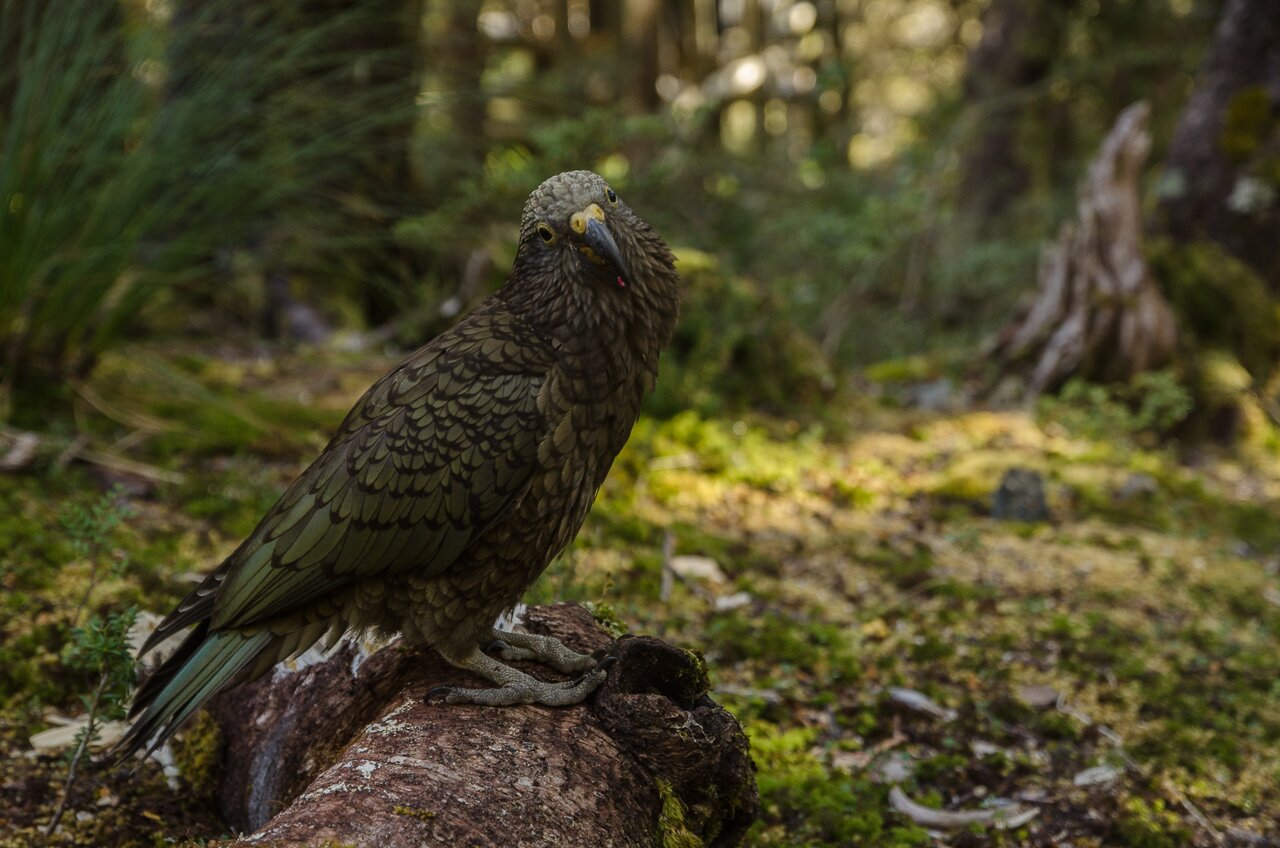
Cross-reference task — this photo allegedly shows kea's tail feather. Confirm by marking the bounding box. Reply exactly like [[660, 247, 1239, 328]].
[[112, 626, 272, 764]]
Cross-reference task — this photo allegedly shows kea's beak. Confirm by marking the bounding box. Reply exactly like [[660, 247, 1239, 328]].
[[582, 216, 631, 287]]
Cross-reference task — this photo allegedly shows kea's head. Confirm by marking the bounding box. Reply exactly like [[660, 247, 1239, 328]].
[[504, 171, 679, 343]]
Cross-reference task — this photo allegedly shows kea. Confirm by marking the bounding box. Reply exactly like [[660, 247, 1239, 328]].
[[116, 171, 680, 758]]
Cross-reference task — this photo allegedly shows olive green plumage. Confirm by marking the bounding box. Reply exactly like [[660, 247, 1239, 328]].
[[116, 171, 680, 757]]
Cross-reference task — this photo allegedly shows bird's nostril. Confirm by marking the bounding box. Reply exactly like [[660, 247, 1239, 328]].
[[570, 205, 605, 236]]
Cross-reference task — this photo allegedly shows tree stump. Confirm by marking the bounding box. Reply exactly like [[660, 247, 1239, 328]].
[[207, 603, 757, 847], [988, 102, 1177, 397]]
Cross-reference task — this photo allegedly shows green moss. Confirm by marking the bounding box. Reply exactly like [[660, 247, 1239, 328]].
[[927, 456, 1004, 504], [1112, 798, 1191, 848], [912, 752, 967, 782], [581, 492, 660, 545], [1031, 710, 1082, 741], [1227, 501, 1280, 551], [747, 722, 931, 846], [683, 647, 710, 683], [864, 355, 934, 384], [643, 410, 824, 490], [860, 541, 935, 589], [909, 633, 955, 662], [392, 805, 437, 821], [704, 609, 859, 683], [584, 600, 629, 639], [656, 779, 704, 848], [172, 710, 223, 798], [1149, 238, 1280, 384]]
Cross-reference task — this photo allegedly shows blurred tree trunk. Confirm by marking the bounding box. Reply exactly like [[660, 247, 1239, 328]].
[[814, 5, 853, 157], [1158, 0, 1280, 286], [623, 0, 661, 112], [415, 0, 490, 313], [682, 0, 718, 81], [989, 103, 1177, 397], [423, 0, 487, 180], [583, 0, 626, 116], [959, 0, 1076, 229], [743, 0, 765, 147]]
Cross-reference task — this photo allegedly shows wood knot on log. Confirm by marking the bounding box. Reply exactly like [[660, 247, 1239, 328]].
[[594, 636, 758, 847]]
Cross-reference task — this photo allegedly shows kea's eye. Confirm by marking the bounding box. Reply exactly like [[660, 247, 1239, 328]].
[[537, 223, 556, 243], [605, 187, 618, 205]]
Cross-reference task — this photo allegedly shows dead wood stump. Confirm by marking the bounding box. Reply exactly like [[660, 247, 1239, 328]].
[[208, 603, 757, 847], [989, 101, 1178, 397]]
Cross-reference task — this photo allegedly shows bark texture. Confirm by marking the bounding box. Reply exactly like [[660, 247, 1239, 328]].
[[989, 101, 1177, 397], [1159, 0, 1280, 284], [209, 603, 757, 847], [959, 0, 1077, 227]]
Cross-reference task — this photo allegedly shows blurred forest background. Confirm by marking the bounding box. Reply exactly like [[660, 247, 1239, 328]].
[[3, 0, 1280, 846]]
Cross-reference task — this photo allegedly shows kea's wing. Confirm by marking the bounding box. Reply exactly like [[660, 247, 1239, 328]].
[[146, 318, 555, 648]]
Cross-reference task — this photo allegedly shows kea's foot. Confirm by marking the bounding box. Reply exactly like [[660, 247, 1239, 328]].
[[428, 648, 613, 707], [485, 628, 598, 673]]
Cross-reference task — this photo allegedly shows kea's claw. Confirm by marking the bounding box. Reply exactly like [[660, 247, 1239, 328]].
[[431, 637, 615, 707], [485, 629, 597, 673], [430, 665, 610, 707], [555, 654, 617, 689]]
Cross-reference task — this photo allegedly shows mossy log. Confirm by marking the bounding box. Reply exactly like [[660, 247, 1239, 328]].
[[989, 102, 1177, 397], [208, 603, 757, 847]]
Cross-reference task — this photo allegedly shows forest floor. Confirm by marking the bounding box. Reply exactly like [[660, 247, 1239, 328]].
[[2, 341, 1279, 847]]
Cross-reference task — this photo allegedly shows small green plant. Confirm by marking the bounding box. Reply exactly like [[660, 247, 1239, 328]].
[[1128, 372, 1196, 433], [61, 486, 134, 627], [42, 487, 139, 835], [1037, 371, 1193, 443], [45, 605, 138, 836]]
